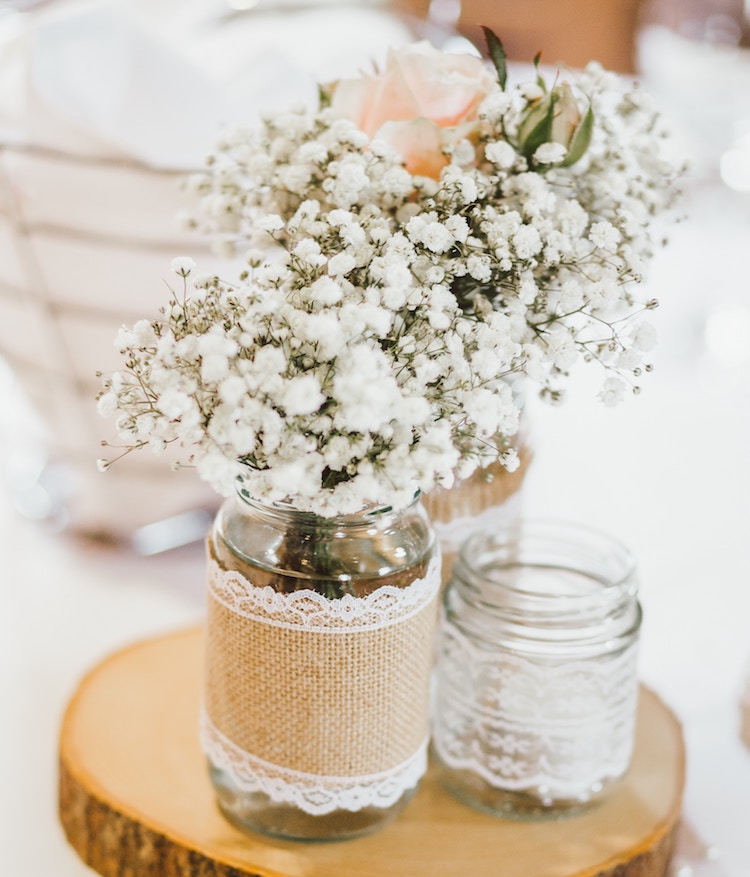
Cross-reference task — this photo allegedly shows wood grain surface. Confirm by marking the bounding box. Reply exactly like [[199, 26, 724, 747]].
[[59, 627, 685, 877]]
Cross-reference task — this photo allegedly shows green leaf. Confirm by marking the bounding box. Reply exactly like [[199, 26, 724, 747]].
[[517, 94, 558, 158], [560, 103, 594, 167], [533, 52, 546, 91], [318, 83, 333, 109], [482, 26, 507, 90]]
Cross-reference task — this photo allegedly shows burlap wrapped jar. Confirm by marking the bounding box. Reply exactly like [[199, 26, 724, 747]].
[[202, 483, 441, 841]]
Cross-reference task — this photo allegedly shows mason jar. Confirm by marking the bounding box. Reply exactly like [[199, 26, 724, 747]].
[[432, 519, 642, 818], [202, 478, 440, 841]]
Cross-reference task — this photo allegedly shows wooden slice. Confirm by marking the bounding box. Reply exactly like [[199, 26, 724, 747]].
[[59, 627, 685, 877]]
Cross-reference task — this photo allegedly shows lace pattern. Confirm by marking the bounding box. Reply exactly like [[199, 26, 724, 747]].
[[433, 622, 639, 798], [202, 710, 428, 815], [207, 551, 442, 632], [204, 546, 440, 814], [431, 495, 522, 554]]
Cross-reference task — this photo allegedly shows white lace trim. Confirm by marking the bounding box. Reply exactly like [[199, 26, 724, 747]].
[[432, 494, 523, 554], [207, 551, 442, 633], [433, 622, 639, 799], [201, 710, 428, 815]]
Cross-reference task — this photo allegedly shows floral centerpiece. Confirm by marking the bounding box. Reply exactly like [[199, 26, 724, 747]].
[[98, 32, 680, 513], [97, 31, 682, 841]]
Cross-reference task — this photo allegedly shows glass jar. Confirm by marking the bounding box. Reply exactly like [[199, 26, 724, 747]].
[[202, 482, 440, 841], [432, 519, 642, 819]]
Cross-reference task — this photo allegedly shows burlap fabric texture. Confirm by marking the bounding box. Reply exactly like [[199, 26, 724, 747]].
[[202, 539, 441, 815]]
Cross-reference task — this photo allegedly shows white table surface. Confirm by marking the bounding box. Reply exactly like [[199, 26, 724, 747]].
[[2, 181, 750, 876]]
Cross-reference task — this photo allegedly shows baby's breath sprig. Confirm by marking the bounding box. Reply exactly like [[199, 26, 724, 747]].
[[99, 36, 682, 513]]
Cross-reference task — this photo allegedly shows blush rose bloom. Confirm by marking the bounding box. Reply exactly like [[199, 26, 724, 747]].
[[329, 42, 496, 179]]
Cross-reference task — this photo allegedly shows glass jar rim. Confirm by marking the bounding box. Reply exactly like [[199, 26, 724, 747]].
[[452, 517, 638, 622], [234, 478, 423, 528], [458, 516, 636, 579]]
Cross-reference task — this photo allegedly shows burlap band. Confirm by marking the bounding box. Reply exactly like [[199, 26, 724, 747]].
[[420, 444, 531, 587], [203, 539, 441, 812], [421, 443, 531, 525]]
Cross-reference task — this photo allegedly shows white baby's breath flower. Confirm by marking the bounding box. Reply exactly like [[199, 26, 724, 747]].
[[296, 141, 328, 163], [157, 388, 194, 419], [599, 376, 627, 407], [445, 215, 470, 243], [253, 346, 287, 379], [293, 239, 326, 266], [310, 275, 344, 305], [559, 280, 584, 312], [192, 272, 217, 289], [201, 329, 239, 356], [544, 325, 578, 370], [282, 375, 325, 416], [258, 214, 285, 232], [96, 392, 118, 418], [406, 215, 454, 253], [450, 139, 477, 167], [517, 272, 538, 305], [114, 326, 136, 350], [631, 321, 658, 352], [99, 41, 681, 514], [589, 221, 621, 251], [279, 164, 312, 193], [133, 320, 157, 348], [512, 224, 543, 260], [466, 253, 492, 283], [327, 252, 357, 276], [197, 450, 242, 496], [534, 142, 567, 165], [219, 375, 248, 406], [519, 82, 544, 101], [171, 256, 196, 276], [484, 140, 516, 169], [379, 166, 414, 198], [201, 354, 230, 383], [500, 447, 520, 472], [616, 348, 641, 370], [479, 90, 512, 122]]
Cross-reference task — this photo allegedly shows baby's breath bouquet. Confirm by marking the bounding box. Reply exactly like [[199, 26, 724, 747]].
[[98, 32, 681, 517]]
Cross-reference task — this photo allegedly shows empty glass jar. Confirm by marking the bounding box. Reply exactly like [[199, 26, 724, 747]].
[[432, 519, 642, 818]]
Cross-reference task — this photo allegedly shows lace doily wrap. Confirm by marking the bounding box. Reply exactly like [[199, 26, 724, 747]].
[[431, 492, 523, 556], [433, 621, 640, 799], [203, 541, 441, 815]]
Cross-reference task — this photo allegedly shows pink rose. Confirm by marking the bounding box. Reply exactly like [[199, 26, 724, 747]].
[[329, 42, 496, 178]]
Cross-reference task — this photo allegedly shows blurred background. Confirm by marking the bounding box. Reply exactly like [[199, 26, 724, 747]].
[[1, 1, 749, 875]]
